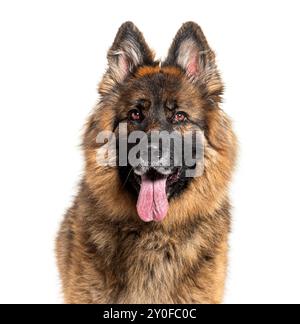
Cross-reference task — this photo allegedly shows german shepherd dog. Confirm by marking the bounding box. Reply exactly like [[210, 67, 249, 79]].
[[56, 22, 237, 304]]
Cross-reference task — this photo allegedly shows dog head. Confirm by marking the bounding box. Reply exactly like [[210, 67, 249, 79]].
[[84, 22, 237, 224]]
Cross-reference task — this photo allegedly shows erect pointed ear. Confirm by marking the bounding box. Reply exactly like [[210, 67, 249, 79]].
[[99, 22, 154, 95], [163, 22, 223, 102]]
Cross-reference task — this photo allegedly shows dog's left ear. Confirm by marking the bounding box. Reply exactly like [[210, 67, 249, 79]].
[[164, 22, 223, 102], [99, 22, 154, 96]]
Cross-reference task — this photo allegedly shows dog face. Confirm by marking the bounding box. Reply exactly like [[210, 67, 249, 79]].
[[116, 69, 203, 221], [84, 22, 237, 224]]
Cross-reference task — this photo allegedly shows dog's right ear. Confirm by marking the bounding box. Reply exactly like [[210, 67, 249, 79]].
[[99, 22, 154, 96]]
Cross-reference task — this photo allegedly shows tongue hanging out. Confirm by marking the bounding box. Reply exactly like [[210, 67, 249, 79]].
[[136, 175, 169, 222]]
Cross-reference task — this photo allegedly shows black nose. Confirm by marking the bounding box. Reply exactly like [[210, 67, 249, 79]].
[[139, 143, 167, 163], [137, 142, 174, 174], [129, 131, 183, 176]]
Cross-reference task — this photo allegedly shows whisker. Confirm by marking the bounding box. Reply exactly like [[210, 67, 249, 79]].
[[122, 167, 134, 188]]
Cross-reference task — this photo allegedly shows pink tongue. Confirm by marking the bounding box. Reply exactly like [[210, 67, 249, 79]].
[[137, 175, 169, 222]]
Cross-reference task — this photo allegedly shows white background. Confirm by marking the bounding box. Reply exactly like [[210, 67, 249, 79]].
[[0, 0, 300, 304]]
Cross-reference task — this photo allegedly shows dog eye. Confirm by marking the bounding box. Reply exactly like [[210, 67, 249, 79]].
[[173, 111, 187, 123], [128, 109, 143, 122]]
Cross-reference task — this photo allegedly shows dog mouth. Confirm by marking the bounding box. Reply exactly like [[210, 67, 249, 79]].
[[133, 168, 181, 187], [134, 168, 181, 223]]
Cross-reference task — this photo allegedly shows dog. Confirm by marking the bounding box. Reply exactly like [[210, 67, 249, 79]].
[[56, 21, 237, 304]]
